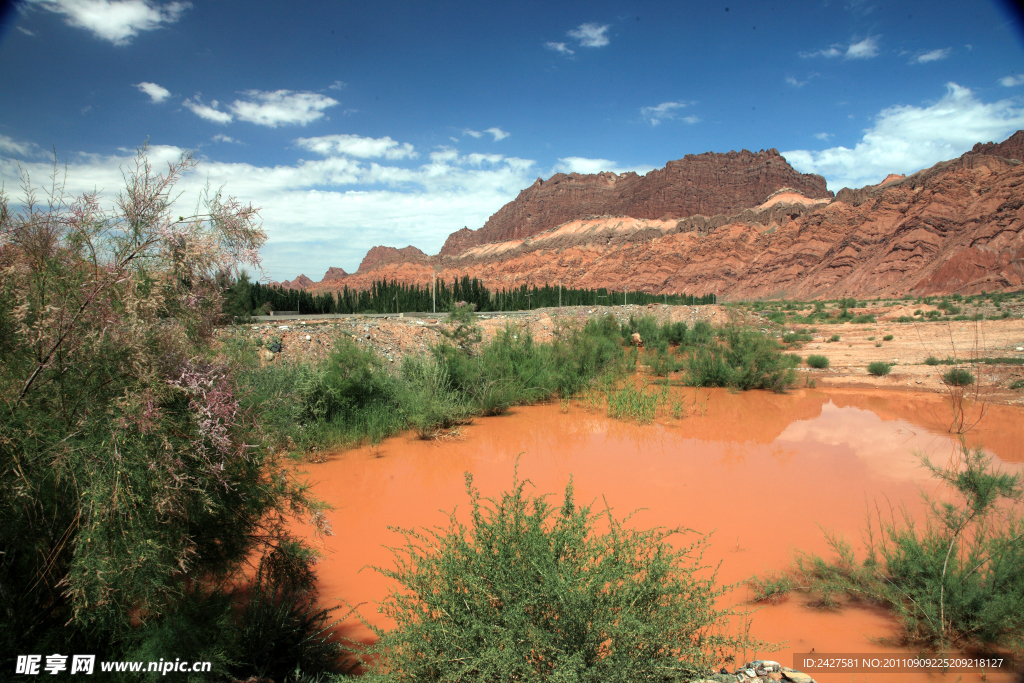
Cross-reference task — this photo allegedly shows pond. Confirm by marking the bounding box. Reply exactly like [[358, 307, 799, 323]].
[[296, 387, 1023, 682]]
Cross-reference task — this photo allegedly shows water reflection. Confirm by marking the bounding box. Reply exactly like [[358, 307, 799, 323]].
[[298, 388, 1023, 682]]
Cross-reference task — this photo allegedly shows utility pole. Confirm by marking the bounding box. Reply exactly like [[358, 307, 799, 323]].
[[558, 280, 561, 308], [624, 288, 627, 306], [432, 270, 436, 314]]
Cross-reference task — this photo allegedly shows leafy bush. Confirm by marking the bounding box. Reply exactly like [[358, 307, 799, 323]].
[[792, 446, 1024, 650], [441, 301, 484, 353], [883, 334, 894, 341], [806, 354, 830, 369], [684, 328, 797, 392], [364, 474, 759, 682], [400, 355, 471, 438], [829, 334, 841, 342], [748, 571, 799, 604], [0, 147, 327, 666], [943, 368, 975, 386], [659, 320, 689, 345], [867, 361, 893, 376], [1010, 379, 1024, 390], [299, 336, 399, 421]]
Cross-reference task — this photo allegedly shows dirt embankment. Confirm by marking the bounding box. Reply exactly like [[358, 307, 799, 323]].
[[218, 300, 1024, 405]]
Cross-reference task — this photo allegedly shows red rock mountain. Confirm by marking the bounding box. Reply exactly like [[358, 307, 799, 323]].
[[439, 148, 832, 255], [970, 130, 1024, 162], [301, 133, 1024, 299], [357, 245, 428, 272]]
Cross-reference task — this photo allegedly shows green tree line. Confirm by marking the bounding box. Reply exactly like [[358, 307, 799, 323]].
[[223, 273, 716, 317]]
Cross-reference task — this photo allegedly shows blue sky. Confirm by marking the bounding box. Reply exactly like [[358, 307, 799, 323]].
[[2, 0, 1024, 282]]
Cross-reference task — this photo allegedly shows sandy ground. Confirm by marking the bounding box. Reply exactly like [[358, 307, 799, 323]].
[[216, 302, 1024, 405], [785, 317, 1024, 405]]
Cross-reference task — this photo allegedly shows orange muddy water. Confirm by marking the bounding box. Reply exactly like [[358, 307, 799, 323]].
[[296, 388, 1024, 682]]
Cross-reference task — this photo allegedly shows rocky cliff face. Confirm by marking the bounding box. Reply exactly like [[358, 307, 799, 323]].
[[438, 149, 832, 255], [302, 132, 1024, 300], [275, 274, 316, 290], [357, 245, 428, 272], [321, 266, 348, 282], [970, 130, 1024, 162]]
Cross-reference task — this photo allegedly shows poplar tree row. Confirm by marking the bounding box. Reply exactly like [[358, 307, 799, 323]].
[[223, 273, 715, 317]]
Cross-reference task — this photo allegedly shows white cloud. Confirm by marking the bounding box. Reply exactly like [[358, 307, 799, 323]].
[[461, 127, 510, 141], [782, 83, 1024, 191], [640, 101, 696, 126], [845, 36, 879, 59], [134, 81, 170, 103], [183, 97, 232, 124], [328, 80, 346, 91], [801, 45, 842, 58], [27, 0, 190, 45], [484, 127, 509, 141], [212, 134, 238, 144], [1000, 74, 1024, 87], [552, 157, 655, 176], [913, 48, 950, 64], [0, 135, 42, 158], [1, 141, 540, 280], [294, 134, 417, 160], [545, 41, 574, 55], [16, 26, 35, 36], [229, 90, 338, 128], [568, 22, 610, 48], [813, 132, 833, 141], [786, 72, 818, 88], [801, 36, 879, 59]]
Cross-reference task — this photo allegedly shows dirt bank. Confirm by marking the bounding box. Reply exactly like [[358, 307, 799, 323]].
[[217, 302, 1024, 405]]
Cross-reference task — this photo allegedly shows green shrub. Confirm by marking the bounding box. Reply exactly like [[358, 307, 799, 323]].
[[605, 382, 661, 423], [400, 356, 471, 438], [748, 571, 798, 604], [883, 334, 894, 341], [441, 301, 484, 352], [943, 368, 975, 386], [1010, 379, 1024, 390], [0, 147, 330, 668], [647, 340, 680, 376], [867, 361, 892, 376], [659, 320, 689, 345], [299, 336, 399, 421], [829, 334, 841, 342], [791, 446, 1024, 650], [806, 354, 830, 369], [897, 316, 915, 323], [684, 328, 797, 392], [365, 474, 761, 682]]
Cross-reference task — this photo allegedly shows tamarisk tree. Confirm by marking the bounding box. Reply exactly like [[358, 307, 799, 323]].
[[0, 147, 331, 671]]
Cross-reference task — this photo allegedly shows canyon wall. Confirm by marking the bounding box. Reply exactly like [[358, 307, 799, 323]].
[[439, 148, 832, 255], [295, 133, 1024, 300]]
